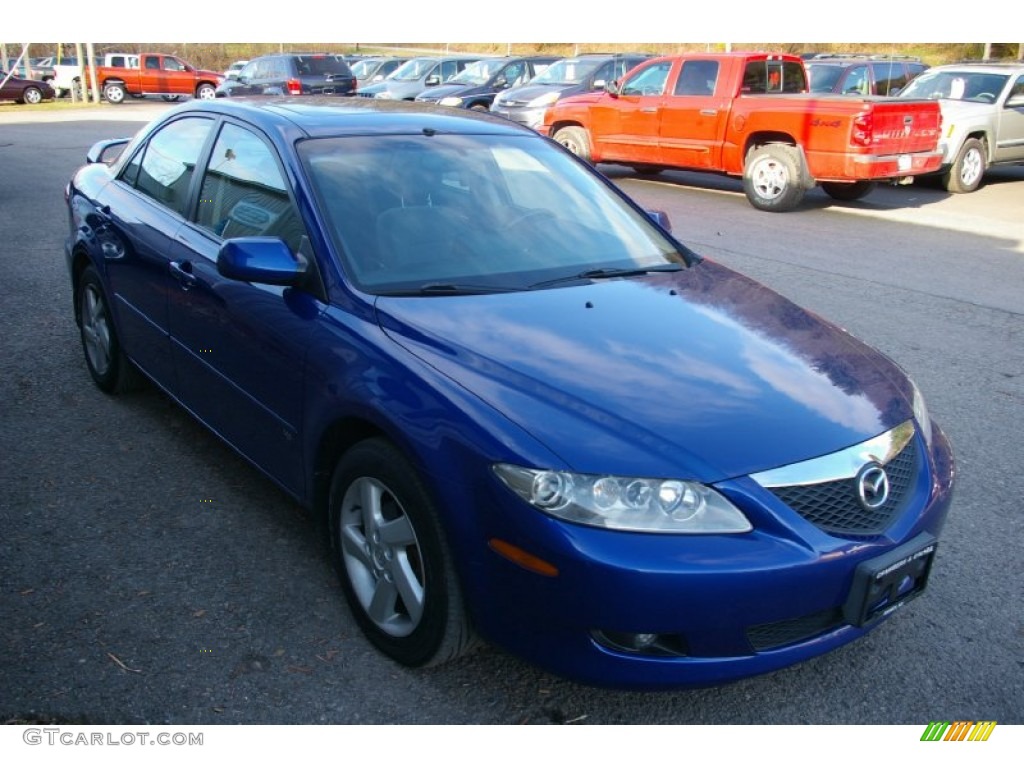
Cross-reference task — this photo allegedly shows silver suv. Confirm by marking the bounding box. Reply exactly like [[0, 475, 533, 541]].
[[899, 61, 1024, 192]]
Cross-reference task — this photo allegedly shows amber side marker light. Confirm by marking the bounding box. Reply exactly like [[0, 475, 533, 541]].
[[488, 539, 559, 577]]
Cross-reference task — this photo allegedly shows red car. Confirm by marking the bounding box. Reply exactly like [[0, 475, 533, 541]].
[[0, 69, 56, 104]]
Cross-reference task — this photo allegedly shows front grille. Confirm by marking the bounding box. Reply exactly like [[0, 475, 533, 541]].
[[770, 438, 918, 537], [747, 607, 844, 651]]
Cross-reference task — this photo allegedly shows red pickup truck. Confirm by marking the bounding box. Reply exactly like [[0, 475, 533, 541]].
[[88, 53, 222, 104], [541, 52, 944, 211]]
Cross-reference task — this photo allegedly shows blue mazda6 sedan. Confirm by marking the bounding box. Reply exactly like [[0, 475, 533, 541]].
[[64, 97, 954, 689]]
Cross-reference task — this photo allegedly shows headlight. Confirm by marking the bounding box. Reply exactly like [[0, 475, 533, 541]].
[[911, 380, 934, 448], [439, 96, 463, 107], [493, 464, 751, 534], [527, 91, 561, 108]]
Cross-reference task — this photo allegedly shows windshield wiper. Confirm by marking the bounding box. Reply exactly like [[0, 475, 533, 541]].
[[529, 264, 683, 290], [381, 282, 523, 296]]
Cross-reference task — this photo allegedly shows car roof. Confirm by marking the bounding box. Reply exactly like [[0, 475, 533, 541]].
[[164, 96, 538, 139], [926, 61, 1024, 73]]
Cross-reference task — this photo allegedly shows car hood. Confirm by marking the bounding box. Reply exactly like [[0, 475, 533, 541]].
[[937, 98, 998, 121], [417, 83, 483, 100], [375, 262, 913, 481], [497, 83, 581, 102]]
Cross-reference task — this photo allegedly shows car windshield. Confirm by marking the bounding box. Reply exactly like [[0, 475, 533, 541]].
[[447, 59, 507, 85], [300, 132, 688, 294], [350, 59, 382, 78], [294, 55, 350, 77], [390, 58, 439, 81], [805, 64, 844, 92], [530, 58, 600, 86], [899, 70, 1010, 103]]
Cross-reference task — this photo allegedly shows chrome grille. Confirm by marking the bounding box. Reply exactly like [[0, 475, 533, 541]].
[[770, 438, 918, 537]]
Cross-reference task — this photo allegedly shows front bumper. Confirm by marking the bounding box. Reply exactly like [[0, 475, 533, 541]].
[[462, 426, 954, 689], [489, 104, 546, 130]]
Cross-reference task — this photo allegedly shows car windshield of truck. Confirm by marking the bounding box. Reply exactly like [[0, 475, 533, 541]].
[[899, 70, 1009, 103], [350, 59, 382, 78], [447, 59, 507, 86], [530, 59, 599, 86], [300, 132, 689, 295], [391, 58, 440, 81]]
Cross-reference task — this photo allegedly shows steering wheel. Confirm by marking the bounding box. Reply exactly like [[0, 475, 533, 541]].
[[975, 92, 996, 102]]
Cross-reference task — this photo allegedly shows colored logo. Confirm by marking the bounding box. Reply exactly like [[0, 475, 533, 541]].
[[921, 721, 997, 741]]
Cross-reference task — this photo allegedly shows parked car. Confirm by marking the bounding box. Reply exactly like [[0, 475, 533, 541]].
[[349, 56, 409, 89], [3, 56, 56, 86], [65, 97, 954, 689], [414, 55, 559, 111], [224, 60, 249, 80], [490, 52, 652, 129], [804, 55, 927, 96], [356, 56, 480, 100], [0, 69, 56, 104], [898, 61, 1024, 192], [216, 53, 356, 98]]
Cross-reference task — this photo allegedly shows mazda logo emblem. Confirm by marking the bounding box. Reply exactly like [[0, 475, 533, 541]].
[[856, 463, 890, 510]]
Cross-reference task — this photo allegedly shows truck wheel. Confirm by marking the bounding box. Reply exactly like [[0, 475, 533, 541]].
[[821, 181, 876, 202], [630, 164, 664, 175], [103, 83, 126, 104], [943, 138, 986, 194], [743, 144, 806, 212], [553, 126, 593, 164], [161, 95, 182, 102], [195, 83, 217, 100]]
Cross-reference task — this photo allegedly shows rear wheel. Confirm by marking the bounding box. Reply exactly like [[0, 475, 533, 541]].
[[743, 144, 806, 212], [161, 94, 182, 102], [630, 164, 664, 175], [821, 181, 876, 201], [553, 126, 593, 163], [943, 138, 986, 194], [328, 438, 477, 667], [103, 82, 126, 104]]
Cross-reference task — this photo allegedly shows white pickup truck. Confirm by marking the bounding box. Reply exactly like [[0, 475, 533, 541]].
[[899, 61, 1024, 192], [40, 52, 135, 97]]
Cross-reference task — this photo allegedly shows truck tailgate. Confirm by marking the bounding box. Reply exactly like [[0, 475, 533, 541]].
[[866, 99, 942, 154]]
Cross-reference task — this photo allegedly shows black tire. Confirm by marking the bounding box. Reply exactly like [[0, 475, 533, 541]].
[[821, 181, 876, 202], [195, 83, 217, 100], [21, 86, 43, 105], [328, 438, 476, 667], [76, 265, 143, 394], [553, 126, 593, 163], [742, 144, 806, 212], [161, 94, 182, 103], [943, 138, 986, 194], [103, 82, 126, 104]]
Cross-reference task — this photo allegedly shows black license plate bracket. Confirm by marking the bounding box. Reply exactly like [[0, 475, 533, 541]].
[[843, 533, 937, 628]]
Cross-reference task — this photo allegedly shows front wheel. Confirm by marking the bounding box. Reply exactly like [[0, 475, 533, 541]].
[[944, 138, 986, 194], [821, 181, 876, 202], [742, 144, 806, 212], [103, 82, 126, 104], [77, 265, 143, 394], [328, 438, 477, 668], [21, 86, 43, 105], [552, 126, 593, 163], [195, 83, 217, 100]]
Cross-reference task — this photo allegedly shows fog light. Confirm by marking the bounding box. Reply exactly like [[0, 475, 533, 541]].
[[591, 630, 688, 657]]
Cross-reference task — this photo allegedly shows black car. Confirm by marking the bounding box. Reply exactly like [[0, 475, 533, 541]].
[[414, 56, 559, 111], [216, 53, 356, 98], [804, 55, 928, 96]]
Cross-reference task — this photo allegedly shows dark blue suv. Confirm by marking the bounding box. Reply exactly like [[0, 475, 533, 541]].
[[414, 55, 559, 111]]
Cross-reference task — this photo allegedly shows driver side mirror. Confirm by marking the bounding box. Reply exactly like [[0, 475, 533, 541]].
[[604, 79, 619, 97], [425, 75, 441, 86], [1007, 94, 1024, 108]]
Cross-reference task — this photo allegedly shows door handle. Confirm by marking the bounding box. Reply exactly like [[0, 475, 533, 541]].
[[641, 107, 658, 113], [700, 109, 718, 116], [169, 260, 197, 289]]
